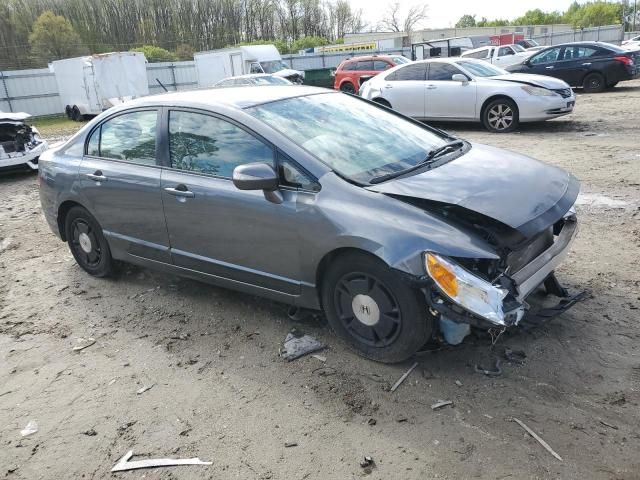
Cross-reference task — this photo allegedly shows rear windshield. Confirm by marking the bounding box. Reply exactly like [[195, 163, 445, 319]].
[[248, 93, 447, 184]]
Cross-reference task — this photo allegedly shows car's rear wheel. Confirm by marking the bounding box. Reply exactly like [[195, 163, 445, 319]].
[[65, 206, 114, 277], [583, 72, 605, 93], [321, 252, 432, 363], [373, 98, 392, 108], [483, 98, 519, 133], [340, 82, 355, 94]]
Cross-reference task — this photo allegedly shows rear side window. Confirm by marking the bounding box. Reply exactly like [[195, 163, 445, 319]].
[[428, 63, 463, 81], [387, 63, 427, 81], [169, 110, 274, 178], [356, 61, 374, 70], [86, 110, 157, 165], [342, 62, 356, 71]]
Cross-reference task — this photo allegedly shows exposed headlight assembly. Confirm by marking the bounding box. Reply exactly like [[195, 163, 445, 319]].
[[521, 85, 556, 96], [425, 253, 508, 326]]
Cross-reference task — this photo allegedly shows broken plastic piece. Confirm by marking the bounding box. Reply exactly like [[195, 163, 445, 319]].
[[390, 362, 419, 392], [431, 400, 453, 410], [281, 332, 324, 361], [20, 420, 38, 437], [439, 316, 470, 345], [111, 450, 212, 472], [475, 358, 502, 377], [512, 418, 562, 461]]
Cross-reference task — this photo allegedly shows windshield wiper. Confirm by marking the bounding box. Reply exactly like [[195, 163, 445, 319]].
[[369, 140, 465, 184]]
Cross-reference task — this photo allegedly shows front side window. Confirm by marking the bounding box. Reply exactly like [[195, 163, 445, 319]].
[[530, 48, 561, 64], [387, 63, 427, 81], [248, 93, 447, 184], [169, 111, 274, 178], [87, 110, 157, 165], [428, 63, 464, 81], [498, 46, 514, 57], [278, 154, 319, 191]]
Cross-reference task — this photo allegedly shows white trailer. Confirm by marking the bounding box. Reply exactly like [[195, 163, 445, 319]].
[[51, 52, 149, 120], [194, 45, 304, 87]]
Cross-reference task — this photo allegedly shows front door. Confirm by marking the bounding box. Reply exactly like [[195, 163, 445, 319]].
[[77, 109, 170, 262], [525, 47, 563, 79], [382, 63, 427, 118], [160, 109, 302, 294], [424, 62, 477, 120]]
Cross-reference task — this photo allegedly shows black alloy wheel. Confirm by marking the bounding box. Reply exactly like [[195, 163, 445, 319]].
[[65, 206, 114, 277]]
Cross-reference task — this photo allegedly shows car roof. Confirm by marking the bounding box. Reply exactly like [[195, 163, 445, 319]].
[[342, 55, 396, 62], [224, 73, 277, 79], [125, 85, 331, 110]]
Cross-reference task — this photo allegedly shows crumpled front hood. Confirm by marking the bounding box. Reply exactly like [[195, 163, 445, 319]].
[[491, 73, 571, 89], [273, 68, 304, 79], [367, 143, 579, 237]]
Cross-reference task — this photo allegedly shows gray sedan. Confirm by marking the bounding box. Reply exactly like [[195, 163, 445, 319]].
[[39, 86, 579, 363]]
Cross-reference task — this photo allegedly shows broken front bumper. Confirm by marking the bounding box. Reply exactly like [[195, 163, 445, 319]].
[[0, 141, 47, 170], [426, 212, 579, 329]]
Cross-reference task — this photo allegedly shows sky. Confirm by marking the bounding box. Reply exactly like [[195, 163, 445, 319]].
[[349, 0, 579, 30]]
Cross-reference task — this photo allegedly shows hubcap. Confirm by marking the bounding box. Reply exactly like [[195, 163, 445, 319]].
[[334, 272, 402, 347], [351, 294, 381, 326], [79, 232, 92, 253], [488, 104, 513, 130]]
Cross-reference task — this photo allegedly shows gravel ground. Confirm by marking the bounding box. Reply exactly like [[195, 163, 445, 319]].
[[1, 81, 639, 480]]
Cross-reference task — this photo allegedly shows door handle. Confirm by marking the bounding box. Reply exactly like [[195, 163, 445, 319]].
[[545, 66, 555, 69], [86, 171, 107, 182], [164, 186, 195, 198], [383, 84, 392, 89], [582, 62, 592, 66], [426, 84, 437, 89]]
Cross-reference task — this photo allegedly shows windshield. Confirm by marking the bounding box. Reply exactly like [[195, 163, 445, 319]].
[[456, 60, 508, 77], [392, 56, 411, 65], [248, 93, 448, 184], [260, 60, 289, 74], [252, 76, 291, 85], [511, 44, 526, 53]]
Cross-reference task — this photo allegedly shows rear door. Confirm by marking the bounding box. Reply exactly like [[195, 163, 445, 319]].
[[381, 63, 427, 118], [78, 109, 170, 262], [424, 62, 476, 120], [159, 109, 304, 293]]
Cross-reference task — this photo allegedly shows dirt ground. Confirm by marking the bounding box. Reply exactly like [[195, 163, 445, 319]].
[[1, 80, 639, 480]]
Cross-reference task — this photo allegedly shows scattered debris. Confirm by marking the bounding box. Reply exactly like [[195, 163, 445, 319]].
[[111, 450, 212, 472], [431, 400, 453, 410], [284, 442, 298, 448], [281, 332, 325, 361], [72, 338, 96, 352], [20, 420, 38, 437], [390, 362, 419, 393], [136, 384, 155, 395], [311, 354, 327, 362], [360, 455, 375, 473], [82, 428, 97, 436], [475, 358, 502, 377], [367, 418, 377, 426], [503, 348, 526, 365], [599, 420, 619, 430], [395, 415, 408, 423], [455, 380, 463, 387], [312, 366, 336, 377], [512, 417, 562, 461]]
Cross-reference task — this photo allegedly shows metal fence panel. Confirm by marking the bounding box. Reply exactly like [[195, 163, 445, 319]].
[[146, 60, 197, 95], [532, 25, 624, 46], [0, 68, 61, 116]]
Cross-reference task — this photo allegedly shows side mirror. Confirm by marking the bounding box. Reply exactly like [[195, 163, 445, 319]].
[[233, 162, 278, 191], [452, 74, 468, 84]]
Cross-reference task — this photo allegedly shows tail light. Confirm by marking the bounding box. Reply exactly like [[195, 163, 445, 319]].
[[614, 55, 634, 66]]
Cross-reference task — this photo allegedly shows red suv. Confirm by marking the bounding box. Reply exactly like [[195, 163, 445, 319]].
[[333, 55, 411, 94]]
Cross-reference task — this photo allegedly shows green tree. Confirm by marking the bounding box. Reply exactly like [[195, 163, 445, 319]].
[[290, 36, 329, 52], [564, 1, 623, 27], [455, 14, 476, 28], [131, 45, 177, 63], [477, 17, 510, 27], [28, 11, 86, 62], [512, 8, 563, 25]]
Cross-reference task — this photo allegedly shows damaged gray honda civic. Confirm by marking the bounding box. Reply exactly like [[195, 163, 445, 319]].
[[39, 86, 579, 363]]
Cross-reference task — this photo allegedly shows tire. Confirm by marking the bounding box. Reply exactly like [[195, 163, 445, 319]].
[[373, 98, 392, 108], [340, 82, 355, 94], [65, 105, 72, 119], [482, 98, 519, 133], [64, 206, 114, 278], [321, 252, 433, 363], [71, 106, 82, 122], [582, 72, 605, 93]]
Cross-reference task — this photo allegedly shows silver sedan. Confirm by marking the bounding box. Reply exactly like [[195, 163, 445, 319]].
[[360, 58, 576, 133]]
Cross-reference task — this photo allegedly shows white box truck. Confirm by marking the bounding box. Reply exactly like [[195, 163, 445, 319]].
[[51, 52, 149, 120], [194, 45, 304, 86]]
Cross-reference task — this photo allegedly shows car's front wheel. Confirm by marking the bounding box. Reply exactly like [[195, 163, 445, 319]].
[[65, 206, 114, 277], [321, 252, 433, 363], [482, 98, 519, 133]]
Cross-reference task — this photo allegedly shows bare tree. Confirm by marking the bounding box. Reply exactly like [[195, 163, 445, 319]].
[[377, 2, 427, 34]]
